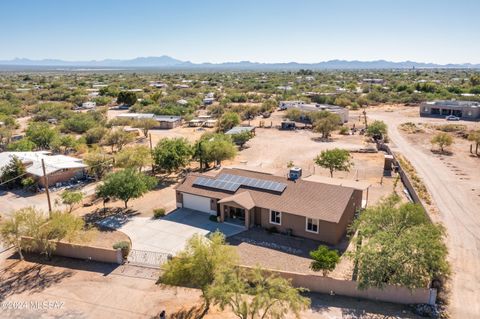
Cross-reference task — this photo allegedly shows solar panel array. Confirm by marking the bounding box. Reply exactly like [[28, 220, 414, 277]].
[[193, 173, 287, 193]]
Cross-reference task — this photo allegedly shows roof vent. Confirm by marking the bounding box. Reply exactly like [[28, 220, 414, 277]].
[[288, 167, 302, 181]]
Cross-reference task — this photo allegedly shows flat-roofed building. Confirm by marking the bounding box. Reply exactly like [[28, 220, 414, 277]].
[[420, 100, 480, 120]]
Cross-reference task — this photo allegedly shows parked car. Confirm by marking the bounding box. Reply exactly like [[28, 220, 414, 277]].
[[446, 115, 460, 121]]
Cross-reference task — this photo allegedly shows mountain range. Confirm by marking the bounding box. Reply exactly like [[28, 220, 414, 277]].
[[1, 56, 479, 70]]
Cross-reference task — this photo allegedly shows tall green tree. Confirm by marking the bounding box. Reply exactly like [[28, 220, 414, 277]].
[[209, 267, 310, 319], [7, 138, 36, 151], [196, 133, 237, 168], [117, 91, 137, 106], [217, 112, 240, 132], [314, 148, 353, 177], [351, 195, 449, 289], [153, 137, 192, 173], [0, 156, 26, 189], [159, 231, 237, 317], [96, 169, 157, 208], [25, 122, 59, 149], [312, 112, 341, 139]]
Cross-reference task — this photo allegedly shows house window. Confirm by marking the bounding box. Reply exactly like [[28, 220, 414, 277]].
[[270, 210, 281, 225], [306, 218, 319, 233]]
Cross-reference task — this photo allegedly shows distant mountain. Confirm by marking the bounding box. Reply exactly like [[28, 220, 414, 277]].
[[0, 56, 479, 70]]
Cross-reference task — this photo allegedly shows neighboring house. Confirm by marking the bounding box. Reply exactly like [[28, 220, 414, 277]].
[[116, 113, 182, 129], [420, 100, 480, 120], [0, 151, 87, 187], [225, 126, 256, 136], [175, 168, 362, 244], [203, 97, 215, 105], [82, 101, 96, 109], [279, 101, 349, 123], [362, 78, 384, 84]]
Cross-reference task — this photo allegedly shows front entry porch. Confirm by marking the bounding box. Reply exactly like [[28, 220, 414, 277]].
[[218, 191, 256, 229], [223, 205, 246, 226]]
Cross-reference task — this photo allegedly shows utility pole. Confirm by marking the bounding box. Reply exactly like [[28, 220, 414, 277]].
[[149, 133, 154, 174], [41, 159, 52, 215]]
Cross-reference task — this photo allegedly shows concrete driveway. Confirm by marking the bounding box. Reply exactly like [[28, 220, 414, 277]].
[[97, 208, 245, 255]]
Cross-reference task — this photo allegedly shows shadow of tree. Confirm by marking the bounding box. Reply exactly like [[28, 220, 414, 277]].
[[0, 261, 73, 302], [309, 292, 420, 319], [150, 305, 205, 319]]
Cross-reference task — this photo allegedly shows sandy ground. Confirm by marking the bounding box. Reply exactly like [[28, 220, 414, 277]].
[[368, 105, 480, 318], [0, 251, 421, 319]]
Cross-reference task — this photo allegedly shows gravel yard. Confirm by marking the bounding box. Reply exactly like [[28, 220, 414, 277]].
[[229, 228, 355, 280]]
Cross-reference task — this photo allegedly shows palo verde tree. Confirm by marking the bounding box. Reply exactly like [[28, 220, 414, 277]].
[[0, 207, 41, 260], [431, 132, 453, 153], [351, 194, 449, 289], [59, 190, 84, 213], [468, 130, 480, 155], [159, 231, 237, 317], [208, 267, 310, 319], [102, 129, 135, 153], [314, 148, 353, 178], [25, 122, 59, 150], [134, 118, 158, 138], [96, 168, 157, 208], [312, 112, 341, 139], [83, 149, 112, 180], [114, 145, 152, 172], [153, 137, 193, 173]]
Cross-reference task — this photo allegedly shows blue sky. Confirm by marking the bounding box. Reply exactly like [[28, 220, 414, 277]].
[[1, 0, 479, 64]]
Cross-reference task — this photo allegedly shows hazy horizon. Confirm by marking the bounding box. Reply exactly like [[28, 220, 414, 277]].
[[1, 0, 479, 64]]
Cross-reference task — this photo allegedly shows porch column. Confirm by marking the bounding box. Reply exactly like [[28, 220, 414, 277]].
[[219, 204, 225, 222], [244, 209, 250, 229]]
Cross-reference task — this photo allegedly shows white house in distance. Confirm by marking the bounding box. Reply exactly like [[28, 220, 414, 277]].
[[279, 101, 349, 123], [116, 113, 182, 129], [82, 101, 96, 109], [0, 151, 87, 187]]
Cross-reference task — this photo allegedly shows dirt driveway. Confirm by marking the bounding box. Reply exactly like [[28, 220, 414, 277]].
[[369, 106, 480, 318]]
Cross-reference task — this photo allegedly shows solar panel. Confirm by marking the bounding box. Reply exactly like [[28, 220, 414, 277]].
[[194, 174, 286, 193]]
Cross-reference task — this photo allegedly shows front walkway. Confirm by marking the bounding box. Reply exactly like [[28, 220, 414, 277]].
[[97, 208, 245, 255]]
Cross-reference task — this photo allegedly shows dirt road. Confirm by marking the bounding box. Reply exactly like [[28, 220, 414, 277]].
[[369, 109, 480, 318]]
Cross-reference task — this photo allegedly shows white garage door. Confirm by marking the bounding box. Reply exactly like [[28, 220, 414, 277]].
[[182, 193, 216, 215]]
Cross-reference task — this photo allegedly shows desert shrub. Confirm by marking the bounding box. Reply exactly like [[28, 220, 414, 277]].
[[339, 126, 349, 135], [113, 241, 131, 259], [153, 208, 166, 218]]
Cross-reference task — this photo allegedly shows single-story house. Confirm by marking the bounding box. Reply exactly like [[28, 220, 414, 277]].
[[0, 151, 87, 187], [225, 126, 256, 136], [175, 168, 362, 244], [116, 113, 182, 129], [420, 100, 480, 120], [279, 101, 349, 123]]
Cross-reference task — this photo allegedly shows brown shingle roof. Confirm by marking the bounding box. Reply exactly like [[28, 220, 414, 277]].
[[218, 192, 256, 210], [176, 168, 357, 223]]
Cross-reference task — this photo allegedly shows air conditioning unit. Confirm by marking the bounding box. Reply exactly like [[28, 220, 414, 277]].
[[288, 167, 302, 181]]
